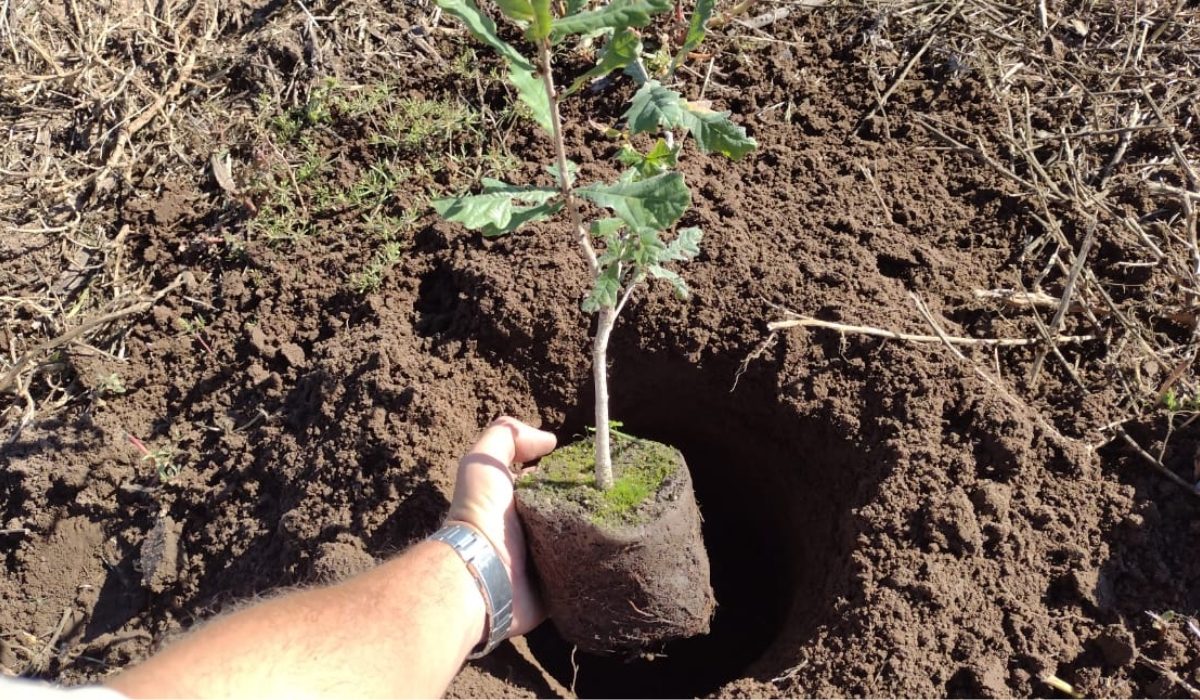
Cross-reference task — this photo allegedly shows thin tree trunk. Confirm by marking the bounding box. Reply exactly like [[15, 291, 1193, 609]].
[[537, 39, 615, 490], [592, 306, 616, 490]]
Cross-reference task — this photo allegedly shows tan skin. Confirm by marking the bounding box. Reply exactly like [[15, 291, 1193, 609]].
[[108, 417, 557, 699]]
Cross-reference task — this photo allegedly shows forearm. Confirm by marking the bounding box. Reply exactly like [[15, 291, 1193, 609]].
[[109, 540, 484, 699]]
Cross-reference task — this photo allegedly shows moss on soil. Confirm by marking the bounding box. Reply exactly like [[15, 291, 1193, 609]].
[[518, 433, 680, 526]]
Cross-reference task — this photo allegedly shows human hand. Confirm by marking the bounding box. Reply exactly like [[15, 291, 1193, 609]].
[[447, 416, 556, 637]]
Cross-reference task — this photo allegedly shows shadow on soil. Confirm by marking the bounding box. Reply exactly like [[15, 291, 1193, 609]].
[[525, 353, 886, 697]]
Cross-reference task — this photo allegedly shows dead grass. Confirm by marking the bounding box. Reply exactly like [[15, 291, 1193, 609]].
[[0, 0, 515, 442], [760, 0, 1200, 500], [0, 0, 230, 442]]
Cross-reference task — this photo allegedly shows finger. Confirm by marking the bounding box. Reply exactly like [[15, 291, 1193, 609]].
[[512, 423, 556, 463], [472, 417, 557, 468]]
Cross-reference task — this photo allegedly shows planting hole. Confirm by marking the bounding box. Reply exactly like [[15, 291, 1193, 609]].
[[524, 358, 864, 697]]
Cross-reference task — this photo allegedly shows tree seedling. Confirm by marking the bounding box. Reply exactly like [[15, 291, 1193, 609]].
[[433, 0, 755, 490], [128, 433, 181, 481]]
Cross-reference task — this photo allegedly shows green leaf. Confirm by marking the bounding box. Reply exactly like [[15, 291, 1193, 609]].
[[632, 228, 667, 268], [623, 80, 686, 134], [434, 0, 552, 133], [495, 0, 535, 23], [578, 172, 690, 232], [433, 180, 561, 236], [566, 28, 642, 95], [508, 64, 555, 134], [529, 0, 553, 40], [645, 139, 679, 165], [617, 138, 679, 178], [551, 0, 672, 40], [622, 79, 757, 160], [616, 145, 642, 167], [681, 105, 757, 159], [590, 217, 625, 238], [479, 177, 556, 198], [545, 160, 578, 187], [661, 226, 702, 261], [435, 0, 530, 68], [582, 266, 621, 312], [481, 201, 563, 236], [648, 264, 691, 298], [670, 0, 716, 73], [566, 0, 589, 14]]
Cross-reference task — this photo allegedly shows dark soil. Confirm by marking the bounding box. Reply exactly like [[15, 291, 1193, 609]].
[[4, 1, 1200, 698], [516, 437, 714, 654]]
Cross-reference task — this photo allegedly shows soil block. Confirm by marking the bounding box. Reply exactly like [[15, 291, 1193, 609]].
[[514, 434, 715, 654]]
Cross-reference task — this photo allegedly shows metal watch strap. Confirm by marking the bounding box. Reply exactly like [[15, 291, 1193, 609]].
[[428, 521, 513, 659]]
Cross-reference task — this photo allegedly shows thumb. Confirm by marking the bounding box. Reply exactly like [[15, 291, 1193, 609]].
[[477, 417, 557, 466]]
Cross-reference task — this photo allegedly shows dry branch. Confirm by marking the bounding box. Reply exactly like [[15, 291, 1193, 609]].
[[1029, 222, 1096, 385], [767, 314, 1096, 348]]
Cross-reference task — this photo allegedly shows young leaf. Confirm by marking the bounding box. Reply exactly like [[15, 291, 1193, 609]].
[[566, 28, 642, 95], [529, 0, 553, 41], [670, 0, 716, 73], [648, 264, 691, 298], [681, 104, 757, 159], [578, 172, 690, 232], [660, 226, 702, 261], [617, 138, 679, 178], [495, 0, 535, 23], [624, 80, 686, 134], [434, 0, 552, 133], [616, 145, 643, 167], [433, 179, 561, 236], [551, 0, 672, 41], [565, 0, 589, 14], [582, 266, 621, 312]]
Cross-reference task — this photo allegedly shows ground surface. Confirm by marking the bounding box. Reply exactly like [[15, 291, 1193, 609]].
[[3, 0, 1200, 697]]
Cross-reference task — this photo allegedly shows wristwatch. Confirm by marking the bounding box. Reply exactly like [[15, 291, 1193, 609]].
[[428, 521, 513, 659]]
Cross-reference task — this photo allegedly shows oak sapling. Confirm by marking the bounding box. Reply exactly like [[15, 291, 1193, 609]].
[[432, 0, 756, 489], [432, 0, 754, 654]]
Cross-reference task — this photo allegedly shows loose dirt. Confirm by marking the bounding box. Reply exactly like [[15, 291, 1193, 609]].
[[3, 1, 1200, 698]]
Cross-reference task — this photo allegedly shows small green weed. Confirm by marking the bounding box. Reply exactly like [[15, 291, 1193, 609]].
[[346, 161, 410, 210], [128, 434, 182, 482], [1160, 389, 1200, 413], [295, 138, 327, 183], [351, 241, 405, 294], [174, 315, 207, 335], [248, 185, 312, 242], [335, 81, 394, 117], [97, 372, 126, 397], [245, 77, 507, 255], [267, 79, 338, 141], [372, 98, 479, 152]]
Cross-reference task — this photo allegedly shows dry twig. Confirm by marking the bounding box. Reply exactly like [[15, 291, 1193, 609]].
[[767, 313, 1096, 348]]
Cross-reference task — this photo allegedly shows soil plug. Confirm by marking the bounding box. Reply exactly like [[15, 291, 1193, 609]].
[[432, 0, 755, 653]]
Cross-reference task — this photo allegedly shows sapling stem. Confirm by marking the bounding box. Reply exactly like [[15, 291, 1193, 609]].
[[536, 39, 615, 490], [537, 40, 598, 275], [591, 306, 616, 490]]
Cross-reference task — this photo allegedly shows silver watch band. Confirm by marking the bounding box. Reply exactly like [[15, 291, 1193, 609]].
[[428, 521, 513, 659]]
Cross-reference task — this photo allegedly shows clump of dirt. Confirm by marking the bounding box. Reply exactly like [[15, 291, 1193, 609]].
[[3, 1, 1200, 698], [516, 436, 714, 653]]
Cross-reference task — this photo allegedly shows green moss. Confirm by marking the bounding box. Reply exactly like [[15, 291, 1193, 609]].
[[518, 433, 680, 526]]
